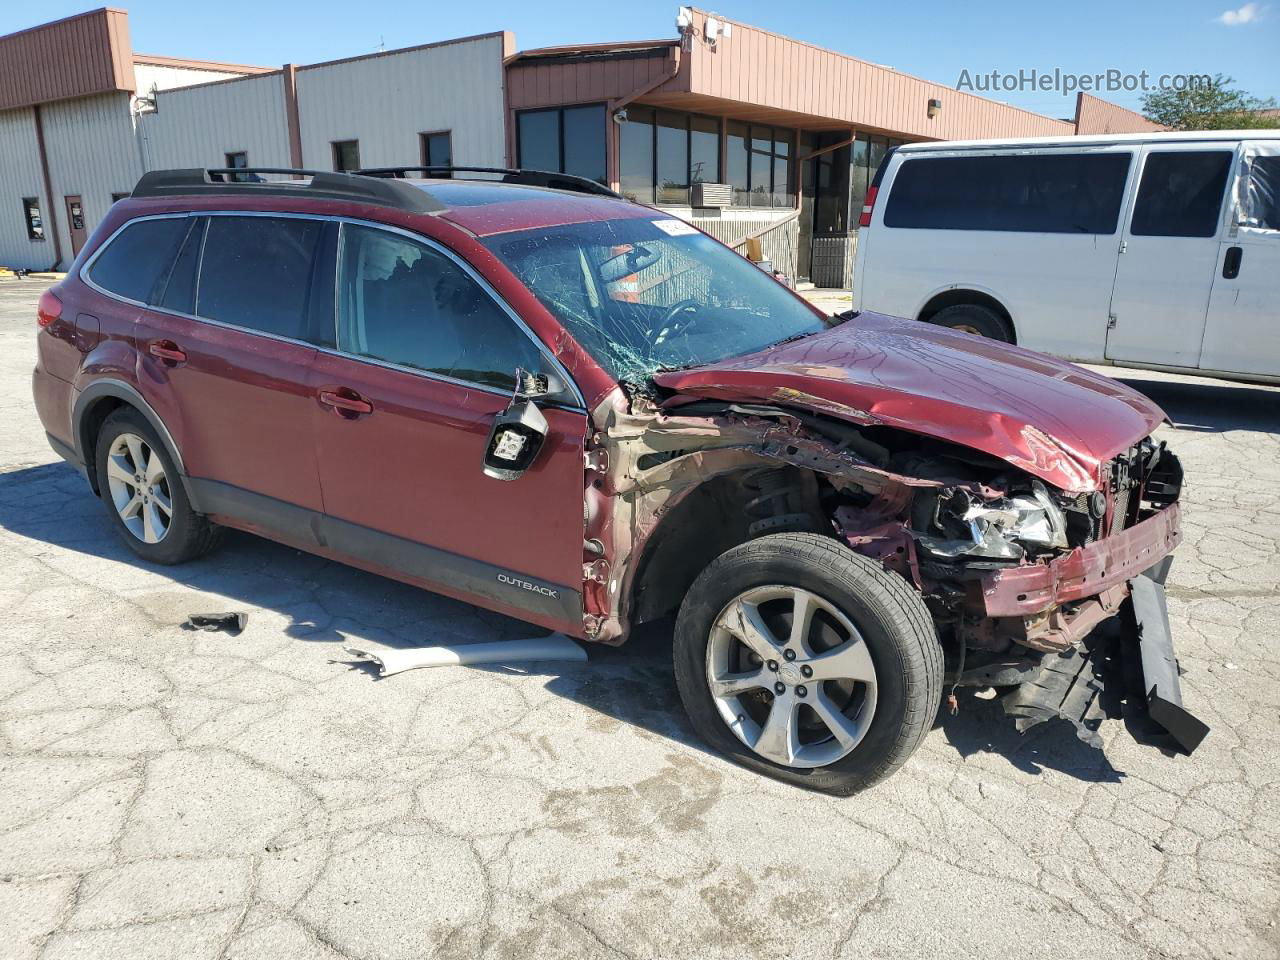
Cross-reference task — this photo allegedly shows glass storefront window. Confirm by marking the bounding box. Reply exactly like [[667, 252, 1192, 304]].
[[727, 121, 749, 205], [619, 107, 656, 204], [656, 110, 690, 205], [690, 114, 720, 185], [516, 105, 606, 185]]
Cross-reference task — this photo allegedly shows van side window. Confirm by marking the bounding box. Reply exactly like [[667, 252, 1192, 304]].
[[88, 217, 190, 304], [1245, 156, 1279, 230], [197, 216, 323, 340], [336, 224, 545, 391], [882, 153, 1132, 234], [1130, 151, 1233, 238]]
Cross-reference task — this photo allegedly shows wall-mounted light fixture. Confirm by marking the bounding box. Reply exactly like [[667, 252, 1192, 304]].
[[927, 98, 942, 119]]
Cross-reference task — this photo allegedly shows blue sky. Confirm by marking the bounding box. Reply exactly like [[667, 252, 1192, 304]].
[[11, 0, 1278, 118]]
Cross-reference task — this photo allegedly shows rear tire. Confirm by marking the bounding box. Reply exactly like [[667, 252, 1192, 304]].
[[94, 408, 221, 565], [673, 533, 942, 794], [930, 303, 1012, 342]]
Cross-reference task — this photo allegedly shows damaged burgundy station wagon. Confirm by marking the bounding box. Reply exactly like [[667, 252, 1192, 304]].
[[32, 166, 1207, 793]]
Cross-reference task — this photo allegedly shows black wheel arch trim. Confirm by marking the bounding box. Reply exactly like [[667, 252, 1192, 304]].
[[72, 379, 199, 507]]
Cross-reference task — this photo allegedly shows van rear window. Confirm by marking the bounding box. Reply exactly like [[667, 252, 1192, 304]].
[[883, 152, 1132, 234]]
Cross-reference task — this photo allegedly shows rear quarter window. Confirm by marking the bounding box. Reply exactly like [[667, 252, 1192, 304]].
[[87, 216, 190, 303], [883, 152, 1132, 234]]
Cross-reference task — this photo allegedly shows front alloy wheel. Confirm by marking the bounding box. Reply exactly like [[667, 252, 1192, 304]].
[[105, 433, 173, 543], [674, 533, 943, 794], [708, 585, 878, 768]]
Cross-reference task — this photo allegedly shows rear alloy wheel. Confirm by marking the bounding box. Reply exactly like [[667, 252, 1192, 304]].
[[95, 408, 221, 565], [105, 433, 173, 545], [674, 533, 942, 794]]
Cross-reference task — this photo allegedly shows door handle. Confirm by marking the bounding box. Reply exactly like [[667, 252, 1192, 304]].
[[148, 340, 187, 364], [318, 388, 374, 417], [1223, 246, 1243, 280]]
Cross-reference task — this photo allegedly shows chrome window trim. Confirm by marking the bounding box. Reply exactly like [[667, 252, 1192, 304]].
[[78, 209, 588, 412]]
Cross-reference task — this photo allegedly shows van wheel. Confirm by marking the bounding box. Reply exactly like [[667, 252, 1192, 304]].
[[931, 303, 1012, 342], [673, 533, 942, 795], [94, 408, 221, 565]]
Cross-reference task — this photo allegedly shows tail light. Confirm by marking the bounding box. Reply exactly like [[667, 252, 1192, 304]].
[[857, 186, 878, 228], [36, 290, 62, 328]]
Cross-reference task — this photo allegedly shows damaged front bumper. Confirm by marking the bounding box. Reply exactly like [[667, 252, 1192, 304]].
[[988, 566, 1209, 755], [977, 502, 1181, 618], [958, 504, 1208, 754]]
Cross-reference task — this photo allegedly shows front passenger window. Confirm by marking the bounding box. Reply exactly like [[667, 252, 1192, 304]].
[[337, 224, 545, 391]]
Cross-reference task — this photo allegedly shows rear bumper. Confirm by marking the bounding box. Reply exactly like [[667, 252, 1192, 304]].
[[978, 503, 1181, 618]]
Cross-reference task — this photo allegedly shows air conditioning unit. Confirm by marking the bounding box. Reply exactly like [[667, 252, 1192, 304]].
[[692, 182, 732, 208]]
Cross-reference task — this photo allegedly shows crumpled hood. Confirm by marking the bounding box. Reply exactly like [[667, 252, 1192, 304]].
[[652, 312, 1168, 492]]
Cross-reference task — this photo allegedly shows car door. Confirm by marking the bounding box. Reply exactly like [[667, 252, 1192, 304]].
[[1104, 144, 1235, 368], [132, 213, 332, 533], [309, 222, 589, 632], [1198, 140, 1280, 378]]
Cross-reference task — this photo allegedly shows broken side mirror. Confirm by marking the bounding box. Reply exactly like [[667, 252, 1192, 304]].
[[482, 369, 554, 481]]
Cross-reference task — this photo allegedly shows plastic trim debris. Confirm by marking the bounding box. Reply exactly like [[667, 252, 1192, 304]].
[[342, 634, 587, 677]]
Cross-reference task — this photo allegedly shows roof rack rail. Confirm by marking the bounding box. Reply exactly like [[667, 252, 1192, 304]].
[[356, 165, 625, 199], [130, 168, 444, 214]]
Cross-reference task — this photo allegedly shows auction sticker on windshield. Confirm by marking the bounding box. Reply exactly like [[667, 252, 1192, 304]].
[[651, 219, 700, 236]]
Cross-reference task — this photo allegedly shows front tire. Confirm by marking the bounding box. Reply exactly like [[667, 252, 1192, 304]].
[[94, 408, 221, 565], [673, 533, 942, 794]]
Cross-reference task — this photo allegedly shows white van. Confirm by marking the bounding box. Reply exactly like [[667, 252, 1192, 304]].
[[852, 131, 1280, 382]]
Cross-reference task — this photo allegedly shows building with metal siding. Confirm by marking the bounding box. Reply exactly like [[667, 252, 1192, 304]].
[[0, 108, 48, 269], [293, 33, 512, 172], [139, 72, 295, 173], [0, 6, 1164, 277]]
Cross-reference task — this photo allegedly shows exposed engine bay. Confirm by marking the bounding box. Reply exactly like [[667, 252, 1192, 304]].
[[582, 391, 1207, 755]]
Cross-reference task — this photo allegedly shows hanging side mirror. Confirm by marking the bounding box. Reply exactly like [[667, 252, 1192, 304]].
[[482, 369, 554, 481]]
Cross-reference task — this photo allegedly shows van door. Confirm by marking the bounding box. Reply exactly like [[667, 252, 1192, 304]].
[[1105, 144, 1233, 368], [1198, 141, 1280, 378], [1105, 144, 1235, 367]]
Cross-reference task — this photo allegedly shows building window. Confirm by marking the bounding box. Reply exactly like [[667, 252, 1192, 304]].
[[515, 106, 606, 185], [849, 133, 905, 221], [22, 198, 44, 241], [332, 140, 361, 173], [420, 131, 452, 175], [725, 122, 794, 208], [224, 151, 250, 182], [619, 107, 723, 206], [111, 192, 130, 204]]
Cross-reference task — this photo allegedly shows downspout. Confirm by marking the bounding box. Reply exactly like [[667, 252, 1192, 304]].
[[283, 64, 304, 176], [605, 45, 683, 193], [32, 105, 64, 272]]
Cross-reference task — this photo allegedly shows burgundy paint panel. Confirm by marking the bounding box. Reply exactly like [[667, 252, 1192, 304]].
[[307, 351, 589, 591], [132, 308, 324, 511], [654, 312, 1168, 492]]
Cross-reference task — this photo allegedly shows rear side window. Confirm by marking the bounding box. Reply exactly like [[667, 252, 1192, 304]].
[[196, 216, 323, 339], [1244, 155, 1279, 231], [88, 217, 190, 303], [1130, 151, 1233, 238], [883, 152, 1132, 234], [336, 223, 545, 391], [155, 217, 205, 314]]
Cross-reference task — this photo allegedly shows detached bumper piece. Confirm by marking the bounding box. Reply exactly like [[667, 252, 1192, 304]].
[[1000, 574, 1209, 754]]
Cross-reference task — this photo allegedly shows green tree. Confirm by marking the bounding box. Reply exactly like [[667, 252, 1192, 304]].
[[1142, 74, 1278, 130]]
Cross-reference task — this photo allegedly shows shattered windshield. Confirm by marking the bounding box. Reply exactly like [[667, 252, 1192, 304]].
[[482, 217, 834, 384]]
